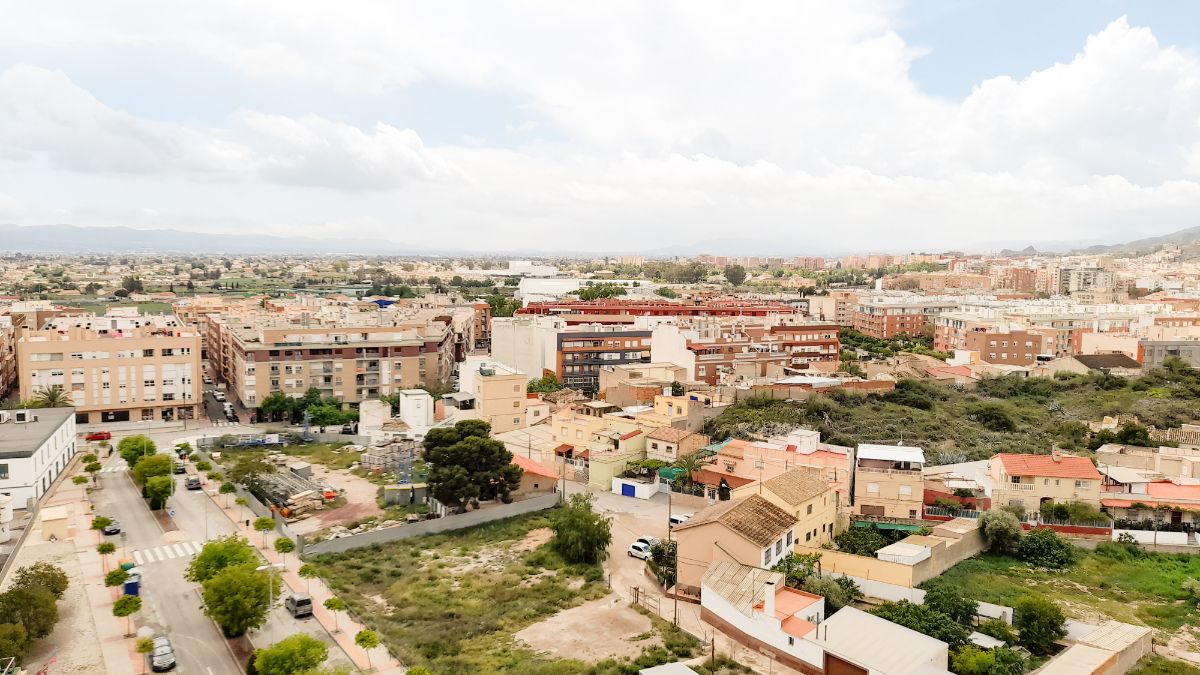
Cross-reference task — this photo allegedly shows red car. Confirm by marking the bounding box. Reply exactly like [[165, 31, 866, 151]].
[[85, 431, 112, 441]]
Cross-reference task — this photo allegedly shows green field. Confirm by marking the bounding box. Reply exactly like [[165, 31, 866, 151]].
[[924, 546, 1200, 632], [55, 300, 177, 315]]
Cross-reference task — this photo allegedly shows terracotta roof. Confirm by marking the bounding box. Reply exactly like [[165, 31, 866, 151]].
[[691, 469, 755, 489], [995, 453, 1101, 480], [553, 443, 574, 455], [1147, 482, 1200, 499], [673, 494, 797, 547], [1101, 497, 1200, 510], [619, 430, 643, 441], [511, 454, 558, 479], [646, 426, 695, 443], [760, 468, 830, 506], [1074, 353, 1142, 370]]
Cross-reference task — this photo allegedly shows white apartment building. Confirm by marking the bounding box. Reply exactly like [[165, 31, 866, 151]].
[[0, 407, 77, 507]]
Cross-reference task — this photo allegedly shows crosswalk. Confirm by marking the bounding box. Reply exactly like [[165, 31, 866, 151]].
[[209, 419, 239, 427], [98, 465, 128, 474], [131, 540, 204, 566]]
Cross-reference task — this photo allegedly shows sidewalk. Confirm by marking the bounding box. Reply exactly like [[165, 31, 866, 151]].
[[208, 493, 403, 673]]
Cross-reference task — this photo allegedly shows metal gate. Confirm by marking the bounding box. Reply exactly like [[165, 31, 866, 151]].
[[629, 585, 660, 616]]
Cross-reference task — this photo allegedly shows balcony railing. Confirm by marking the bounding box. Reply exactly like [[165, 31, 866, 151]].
[[1007, 482, 1036, 491], [856, 466, 921, 476]]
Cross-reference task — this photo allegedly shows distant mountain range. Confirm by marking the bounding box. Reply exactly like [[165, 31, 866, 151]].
[[0, 223, 1197, 257]]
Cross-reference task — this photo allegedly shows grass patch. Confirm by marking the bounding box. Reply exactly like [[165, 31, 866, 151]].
[[282, 442, 362, 470], [309, 510, 614, 673], [1130, 655, 1200, 675], [925, 548, 1200, 631]]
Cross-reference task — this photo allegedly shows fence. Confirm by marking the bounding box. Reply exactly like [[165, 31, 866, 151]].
[[922, 506, 1111, 534], [302, 493, 560, 556]]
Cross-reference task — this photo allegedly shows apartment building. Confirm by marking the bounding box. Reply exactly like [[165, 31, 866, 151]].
[[651, 321, 840, 385], [491, 315, 652, 394], [205, 315, 455, 410], [852, 297, 958, 339], [0, 407, 77, 506], [806, 289, 859, 326], [472, 361, 528, 434], [172, 294, 250, 356], [516, 299, 805, 319], [0, 315, 16, 396], [852, 444, 925, 519], [473, 301, 492, 350], [986, 451, 1102, 515], [17, 312, 201, 424]]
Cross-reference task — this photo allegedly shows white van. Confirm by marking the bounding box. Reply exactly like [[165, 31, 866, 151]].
[[669, 514, 691, 528]]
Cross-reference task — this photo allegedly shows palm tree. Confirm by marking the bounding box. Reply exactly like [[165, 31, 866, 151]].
[[672, 452, 705, 493], [33, 385, 72, 408]]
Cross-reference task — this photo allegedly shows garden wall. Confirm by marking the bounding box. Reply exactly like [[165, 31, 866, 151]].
[[301, 493, 560, 556]]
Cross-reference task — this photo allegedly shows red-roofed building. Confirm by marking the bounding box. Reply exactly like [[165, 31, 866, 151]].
[[987, 451, 1103, 514], [510, 454, 559, 499], [1101, 480, 1200, 527]]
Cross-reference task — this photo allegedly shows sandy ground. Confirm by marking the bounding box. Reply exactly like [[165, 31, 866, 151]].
[[8, 536, 105, 674], [515, 595, 659, 662], [289, 466, 384, 535]]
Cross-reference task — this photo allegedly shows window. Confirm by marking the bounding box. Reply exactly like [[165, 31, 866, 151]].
[[763, 550, 771, 566], [143, 349, 155, 357], [899, 485, 912, 496], [1075, 480, 1088, 488], [0, 464, 7, 479], [866, 482, 879, 493], [513, 418, 521, 425], [513, 401, 520, 408], [805, 532, 811, 542], [806, 504, 813, 515], [775, 539, 783, 555], [786, 531, 793, 546]]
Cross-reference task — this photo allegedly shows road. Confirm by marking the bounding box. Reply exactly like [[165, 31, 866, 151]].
[[92, 449, 354, 673]]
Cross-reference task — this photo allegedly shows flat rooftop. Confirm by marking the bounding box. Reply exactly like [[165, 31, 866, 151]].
[[0, 408, 75, 459]]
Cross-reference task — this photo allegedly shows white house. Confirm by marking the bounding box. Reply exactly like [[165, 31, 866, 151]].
[[0, 407, 78, 508]]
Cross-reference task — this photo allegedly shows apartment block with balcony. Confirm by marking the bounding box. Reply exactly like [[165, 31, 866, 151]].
[[852, 298, 958, 339], [852, 444, 925, 519], [986, 451, 1102, 514], [205, 315, 455, 410], [651, 320, 840, 386], [556, 329, 651, 394], [16, 311, 201, 424]]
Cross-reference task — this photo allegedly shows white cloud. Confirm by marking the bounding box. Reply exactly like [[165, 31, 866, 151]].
[[0, 5, 1198, 251]]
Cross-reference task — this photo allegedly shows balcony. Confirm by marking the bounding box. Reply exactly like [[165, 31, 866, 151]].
[[1007, 482, 1036, 491], [856, 466, 921, 476]]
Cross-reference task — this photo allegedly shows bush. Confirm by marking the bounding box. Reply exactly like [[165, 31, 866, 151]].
[[967, 403, 1018, 432], [12, 562, 69, 599], [923, 585, 977, 626], [835, 525, 888, 556], [801, 575, 862, 613], [976, 618, 1019, 644], [950, 645, 1026, 675], [1014, 596, 1066, 654], [1018, 528, 1075, 568], [870, 600, 969, 648], [978, 510, 1023, 555], [550, 494, 612, 565]]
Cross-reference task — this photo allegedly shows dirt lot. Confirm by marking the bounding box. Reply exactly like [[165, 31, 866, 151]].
[[289, 465, 383, 535], [515, 595, 660, 662]]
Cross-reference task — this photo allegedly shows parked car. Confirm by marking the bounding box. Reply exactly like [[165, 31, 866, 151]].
[[668, 514, 691, 528], [85, 431, 112, 441], [340, 425, 354, 434], [628, 542, 653, 560], [150, 636, 176, 672], [285, 594, 313, 618], [102, 520, 121, 535], [213, 391, 226, 402], [173, 463, 186, 475], [225, 411, 238, 422], [635, 536, 661, 550], [185, 476, 202, 490]]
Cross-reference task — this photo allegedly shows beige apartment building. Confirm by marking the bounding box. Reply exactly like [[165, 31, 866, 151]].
[[645, 427, 709, 463], [732, 468, 837, 546], [852, 444, 925, 519], [0, 316, 16, 396], [16, 311, 201, 424], [473, 362, 528, 434], [205, 315, 455, 410], [986, 451, 1102, 514]]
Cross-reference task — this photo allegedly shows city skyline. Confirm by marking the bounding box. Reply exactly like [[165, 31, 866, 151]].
[[1, 2, 1199, 253]]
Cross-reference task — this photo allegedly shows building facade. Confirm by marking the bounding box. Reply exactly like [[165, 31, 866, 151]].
[[852, 444, 925, 519], [0, 407, 77, 507], [473, 362, 528, 434]]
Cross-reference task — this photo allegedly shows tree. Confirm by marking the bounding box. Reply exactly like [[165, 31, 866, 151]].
[[1018, 528, 1075, 568], [922, 585, 977, 626], [551, 493, 612, 565], [12, 562, 70, 599], [724, 264, 747, 286], [324, 597, 347, 632], [835, 525, 888, 556], [91, 515, 113, 531], [976, 618, 1019, 645], [118, 435, 157, 466], [112, 594, 142, 636], [526, 374, 565, 394], [85, 461, 102, 483], [72, 475, 89, 485], [31, 385, 72, 408], [298, 564, 319, 593], [354, 630, 379, 669], [771, 552, 822, 587], [870, 601, 969, 648], [978, 510, 1023, 555], [98, 542, 117, 556], [136, 636, 155, 674], [655, 287, 679, 299], [1014, 596, 1066, 655], [202, 565, 275, 637], [0, 622, 28, 664], [236, 497, 249, 519], [120, 276, 145, 293], [800, 575, 862, 614], [195, 460, 212, 472], [0, 586, 58, 640], [422, 422, 521, 510], [186, 535, 257, 583], [254, 516, 276, 548], [132, 453, 173, 486], [274, 537, 296, 562], [229, 456, 275, 487], [259, 391, 293, 422], [105, 569, 129, 587], [254, 634, 329, 675], [950, 646, 1025, 675], [670, 381, 685, 396], [219, 481, 237, 506], [145, 475, 174, 510]]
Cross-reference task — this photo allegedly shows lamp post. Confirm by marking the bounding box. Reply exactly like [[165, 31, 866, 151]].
[[256, 562, 286, 644]]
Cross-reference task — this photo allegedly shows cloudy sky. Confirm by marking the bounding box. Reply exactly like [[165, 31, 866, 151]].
[[1, 1, 1199, 255]]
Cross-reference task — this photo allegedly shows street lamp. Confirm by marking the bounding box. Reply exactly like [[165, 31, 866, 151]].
[[256, 562, 286, 644]]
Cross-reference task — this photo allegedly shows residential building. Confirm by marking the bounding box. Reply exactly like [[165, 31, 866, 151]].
[[852, 297, 958, 339], [673, 494, 798, 594], [509, 454, 558, 499], [1141, 338, 1200, 369], [813, 607, 951, 675], [516, 299, 806, 319], [0, 315, 16, 396], [644, 427, 709, 463], [1069, 353, 1144, 377], [852, 444, 925, 519], [963, 327, 1057, 366], [597, 362, 688, 406], [472, 361, 528, 434], [731, 468, 837, 546], [0, 407, 77, 507], [806, 290, 858, 327], [985, 451, 1103, 514], [651, 321, 840, 386], [472, 301, 492, 351], [17, 311, 202, 424], [491, 315, 652, 393]]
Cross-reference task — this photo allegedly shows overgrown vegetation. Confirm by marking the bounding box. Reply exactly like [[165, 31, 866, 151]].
[[703, 358, 1200, 462]]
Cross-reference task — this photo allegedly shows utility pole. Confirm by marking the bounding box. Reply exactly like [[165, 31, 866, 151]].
[[668, 487, 678, 626]]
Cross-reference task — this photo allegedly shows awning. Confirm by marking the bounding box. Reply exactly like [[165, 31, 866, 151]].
[[852, 520, 923, 532], [553, 443, 574, 455]]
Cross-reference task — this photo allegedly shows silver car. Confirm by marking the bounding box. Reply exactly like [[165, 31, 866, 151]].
[[150, 636, 176, 672]]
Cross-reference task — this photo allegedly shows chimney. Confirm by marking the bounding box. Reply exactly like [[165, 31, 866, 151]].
[[1051, 449, 1062, 463], [763, 579, 776, 618]]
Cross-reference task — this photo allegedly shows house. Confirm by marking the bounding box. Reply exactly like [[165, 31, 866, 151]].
[[699, 560, 826, 673], [985, 451, 1102, 515], [0, 407, 78, 507], [1100, 480, 1200, 528], [852, 444, 925, 519], [1073, 353, 1144, 377], [510, 454, 558, 499], [731, 468, 837, 546], [645, 427, 709, 463], [672, 494, 798, 595], [814, 607, 952, 675]]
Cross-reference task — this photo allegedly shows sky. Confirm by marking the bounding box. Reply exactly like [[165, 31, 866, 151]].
[[1, 1, 1199, 255]]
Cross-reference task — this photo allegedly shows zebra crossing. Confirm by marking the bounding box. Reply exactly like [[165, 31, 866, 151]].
[[131, 540, 204, 566], [98, 465, 129, 474]]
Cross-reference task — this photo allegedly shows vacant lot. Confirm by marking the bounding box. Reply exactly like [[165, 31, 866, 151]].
[[926, 545, 1200, 633], [282, 442, 363, 470]]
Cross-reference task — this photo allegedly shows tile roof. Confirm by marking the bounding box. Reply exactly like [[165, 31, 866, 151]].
[[673, 494, 797, 547], [701, 559, 784, 616], [1074, 353, 1143, 370], [511, 454, 558, 479], [1146, 481, 1200, 499], [760, 468, 830, 507], [619, 429, 643, 440], [995, 453, 1101, 480], [646, 426, 695, 442]]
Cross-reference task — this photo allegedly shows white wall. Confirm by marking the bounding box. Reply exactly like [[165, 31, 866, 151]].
[[1113, 529, 1190, 546], [650, 324, 696, 380], [491, 318, 552, 381], [397, 390, 434, 428], [0, 414, 77, 508], [701, 582, 824, 669], [611, 477, 657, 500]]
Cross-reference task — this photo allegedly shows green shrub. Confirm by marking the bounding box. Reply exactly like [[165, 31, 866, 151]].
[[1018, 528, 1075, 568]]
